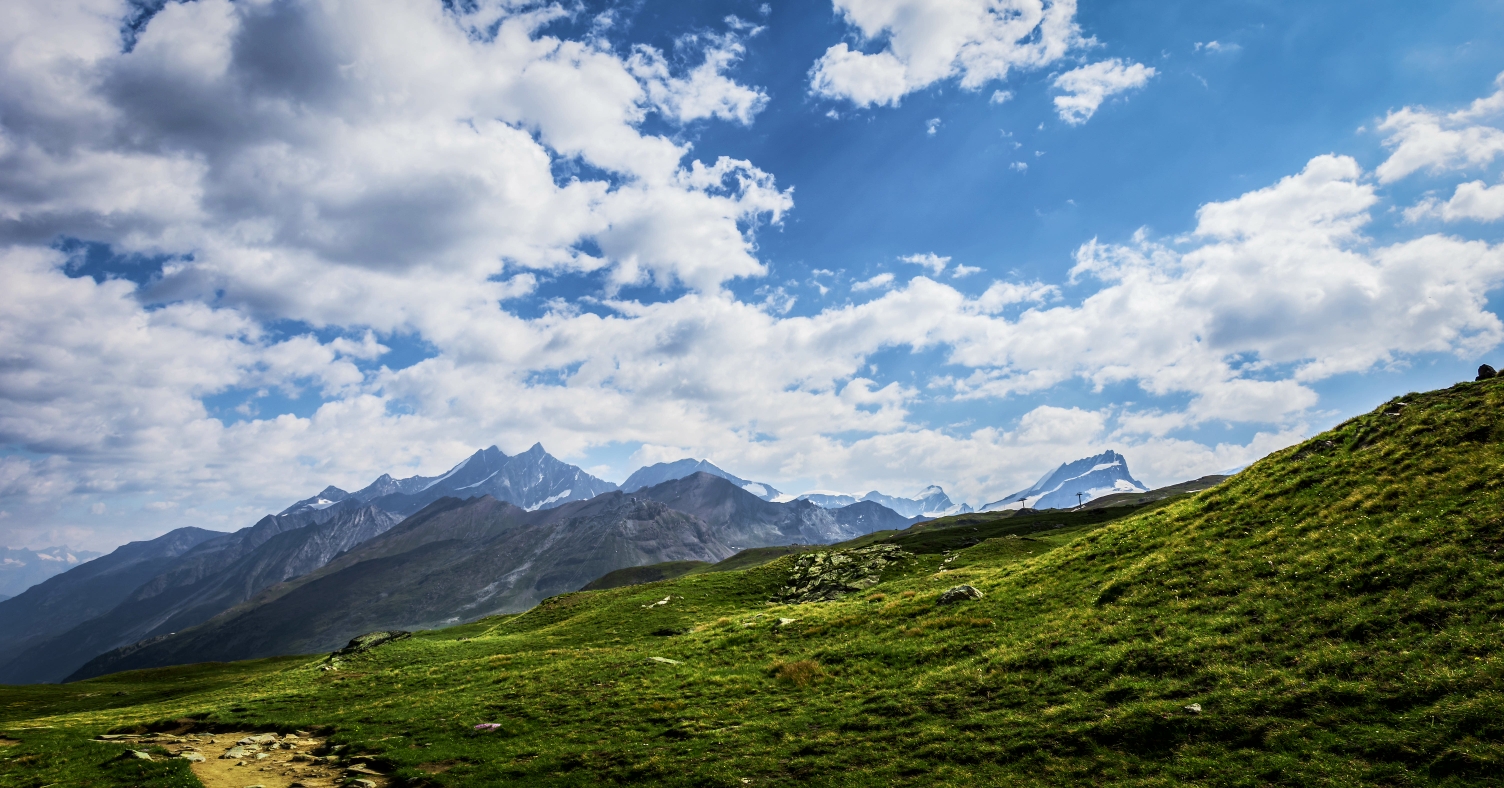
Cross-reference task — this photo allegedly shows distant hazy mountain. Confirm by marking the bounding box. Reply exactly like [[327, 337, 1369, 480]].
[[283, 445, 618, 518], [0, 505, 400, 684], [622, 459, 783, 501], [981, 450, 1148, 511], [0, 527, 224, 675], [0, 546, 103, 598], [797, 486, 973, 518]]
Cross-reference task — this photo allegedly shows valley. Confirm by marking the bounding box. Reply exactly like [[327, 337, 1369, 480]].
[[3, 380, 1503, 785]]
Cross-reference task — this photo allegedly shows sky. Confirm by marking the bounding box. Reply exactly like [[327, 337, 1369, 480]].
[[4, 0, 1504, 552]]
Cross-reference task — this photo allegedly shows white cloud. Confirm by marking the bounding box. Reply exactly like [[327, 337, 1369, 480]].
[[809, 0, 1084, 107], [628, 33, 769, 125], [1376, 72, 1504, 183], [1406, 180, 1504, 223], [851, 272, 896, 291], [926, 118, 942, 135], [990, 90, 1014, 104], [900, 253, 950, 274], [951, 264, 982, 278], [1051, 58, 1156, 124], [1194, 41, 1240, 54], [4, 1, 1504, 550], [1010, 161, 1028, 172]]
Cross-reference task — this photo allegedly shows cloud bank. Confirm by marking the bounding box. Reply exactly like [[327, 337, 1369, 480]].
[[0, 2, 1502, 550]]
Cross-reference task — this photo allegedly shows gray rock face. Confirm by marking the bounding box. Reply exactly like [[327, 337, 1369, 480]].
[[354, 444, 620, 516], [773, 544, 913, 604], [938, 585, 985, 604]]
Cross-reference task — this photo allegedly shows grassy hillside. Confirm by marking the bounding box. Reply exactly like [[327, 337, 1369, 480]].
[[5, 380, 1504, 786]]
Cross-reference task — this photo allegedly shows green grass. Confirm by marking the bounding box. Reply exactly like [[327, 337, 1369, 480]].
[[5, 380, 1504, 785]]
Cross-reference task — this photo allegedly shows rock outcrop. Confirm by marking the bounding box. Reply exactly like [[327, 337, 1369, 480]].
[[773, 544, 912, 603]]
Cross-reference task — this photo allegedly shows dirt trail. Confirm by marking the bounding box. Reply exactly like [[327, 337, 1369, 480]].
[[92, 730, 391, 788]]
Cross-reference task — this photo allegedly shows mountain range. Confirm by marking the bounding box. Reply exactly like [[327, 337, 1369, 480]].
[[0, 442, 1149, 684], [66, 473, 918, 681], [797, 486, 973, 517]]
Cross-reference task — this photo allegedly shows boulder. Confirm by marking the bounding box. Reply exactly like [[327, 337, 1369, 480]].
[[1480, 364, 1497, 381], [330, 630, 411, 658], [938, 585, 984, 604]]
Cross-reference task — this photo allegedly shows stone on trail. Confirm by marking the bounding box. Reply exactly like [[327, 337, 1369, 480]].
[[221, 745, 250, 759], [179, 752, 206, 762], [351, 780, 377, 788], [938, 585, 985, 604]]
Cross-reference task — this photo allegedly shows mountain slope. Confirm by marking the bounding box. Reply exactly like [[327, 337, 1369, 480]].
[[68, 493, 733, 678], [0, 505, 402, 683], [983, 449, 1148, 510], [0, 527, 224, 673], [622, 459, 783, 501]]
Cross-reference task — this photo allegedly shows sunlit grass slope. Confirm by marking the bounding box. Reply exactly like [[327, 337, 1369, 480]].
[[5, 380, 1504, 786]]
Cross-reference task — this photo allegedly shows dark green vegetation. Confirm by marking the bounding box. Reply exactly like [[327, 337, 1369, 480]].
[[581, 561, 712, 591], [6, 380, 1504, 785]]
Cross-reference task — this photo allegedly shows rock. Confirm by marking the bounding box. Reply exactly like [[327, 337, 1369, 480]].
[[1184, 702, 1202, 714], [221, 745, 250, 759], [118, 749, 152, 761], [773, 544, 914, 604], [776, 618, 798, 627], [1480, 364, 1497, 381], [347, 764, 384, 775], [254, 752, 269, 759], [351, 780, 377, 788], [938, 585, 984, 604], [239, 734, 277, 745], [328, 630, 411, 660], [648, 656, 681, 665], [179, 752, 206, 762]]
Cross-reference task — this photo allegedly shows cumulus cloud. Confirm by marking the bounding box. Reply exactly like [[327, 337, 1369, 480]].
[[628, 33, 769, 125], [900, 253, 950, 274], [851, 272, 896, 291], [1376, 72, 1504, 183], [1051, 59, 1156, 124], [1406, 181, 1504, 223], [4, 0, 1504, 551], [809, 0, 1084, 107]]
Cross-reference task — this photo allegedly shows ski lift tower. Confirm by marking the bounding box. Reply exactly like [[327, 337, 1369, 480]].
[[1075, 491, 1086, 508]]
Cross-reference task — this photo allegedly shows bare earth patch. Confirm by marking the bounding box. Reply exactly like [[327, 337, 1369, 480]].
[[0, 737, 18, 747], [93, 730, 391, 788]]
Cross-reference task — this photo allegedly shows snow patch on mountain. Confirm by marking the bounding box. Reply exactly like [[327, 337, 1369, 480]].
[[981, 450, 1148, 511], [796, 486, 973, 518]]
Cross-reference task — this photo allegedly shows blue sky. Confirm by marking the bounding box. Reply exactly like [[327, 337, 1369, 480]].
[[4, 0, 1504, 550]]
